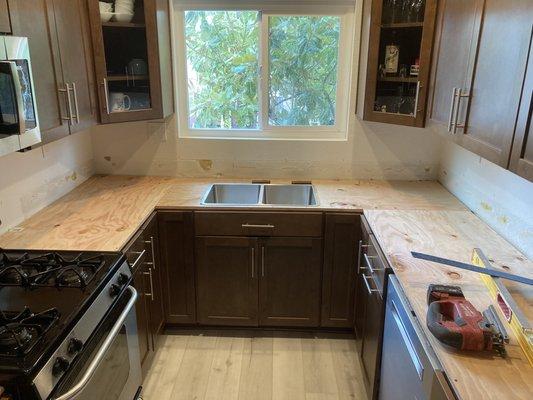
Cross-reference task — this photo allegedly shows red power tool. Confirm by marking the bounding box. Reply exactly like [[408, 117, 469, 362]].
[[426, 284, 508, 356]]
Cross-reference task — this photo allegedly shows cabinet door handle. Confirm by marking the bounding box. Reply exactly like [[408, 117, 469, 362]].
[[261, 246, 265, 277], [102, 78, 110, 114], [362, 273, 379, 295], [452, 89, 470, 134], [357, 240, 371, 274], [59, 83, 74, 124], [363, 253, 381, 274], [143, 268, 154, 302], [251, 247, 255, 278], [129, 249, 146, 271], [447, 87, 458, 132], [413, 81, 421, 118], [70, 82, 80, 124], [148, 236, 156, 270]]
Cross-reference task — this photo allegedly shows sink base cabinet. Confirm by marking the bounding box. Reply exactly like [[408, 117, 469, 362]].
[[196, 237, 259, 326]]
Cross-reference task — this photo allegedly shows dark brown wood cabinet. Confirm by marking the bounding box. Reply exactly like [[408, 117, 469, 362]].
[[87, 0, 173, 123], [132, 254, 150, 370], [259, 237, 322, 327], [196, 236, 258, 326], [430, 0, 533, 168], [363, 0, 438, 127], [0, 0, 11, 33], [158, 211, 196, 324], [8, 0, 97, 144], [322, 213, 361, 328]]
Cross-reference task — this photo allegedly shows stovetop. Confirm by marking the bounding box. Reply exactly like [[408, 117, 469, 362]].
[[0, 249, 125, 376]]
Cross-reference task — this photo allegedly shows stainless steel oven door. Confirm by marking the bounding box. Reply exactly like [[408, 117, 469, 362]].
[[50, 286, 142, 400]]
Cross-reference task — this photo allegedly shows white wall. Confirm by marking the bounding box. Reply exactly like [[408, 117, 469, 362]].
[[439, 140, 533, 259], [91, 116, 442, 180], [0, 130, 95, 235]]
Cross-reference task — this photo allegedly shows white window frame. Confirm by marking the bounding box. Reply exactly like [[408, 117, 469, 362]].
[[172, 2, 357, 141]]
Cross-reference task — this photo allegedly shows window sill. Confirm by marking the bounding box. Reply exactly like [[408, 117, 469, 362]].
[[178, 129, 348, 141]]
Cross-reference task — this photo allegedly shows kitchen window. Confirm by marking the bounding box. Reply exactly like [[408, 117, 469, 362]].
[[173, 1, 357, 140]]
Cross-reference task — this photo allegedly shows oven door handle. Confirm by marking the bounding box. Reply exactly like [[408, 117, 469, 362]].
[[53, 286, 138, 400], [0, 61, 26, 134]]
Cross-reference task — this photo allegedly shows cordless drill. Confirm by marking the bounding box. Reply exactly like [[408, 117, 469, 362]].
[[426, 284, 507, 356]]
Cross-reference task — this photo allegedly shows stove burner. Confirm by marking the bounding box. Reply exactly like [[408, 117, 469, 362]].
[[0, 308, 60, 356], [0, 252, 105, 289]]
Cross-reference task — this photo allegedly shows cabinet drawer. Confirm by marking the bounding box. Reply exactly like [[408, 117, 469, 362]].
[[194, 211, 323, 237]]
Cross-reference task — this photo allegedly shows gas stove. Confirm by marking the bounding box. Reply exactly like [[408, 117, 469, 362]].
[[0, 249, 141, 400]]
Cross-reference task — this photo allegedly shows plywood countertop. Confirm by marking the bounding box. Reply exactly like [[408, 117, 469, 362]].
[[364, 210, 533, 400], [0, 175, 531, 399], [0, 175, 466, 251]]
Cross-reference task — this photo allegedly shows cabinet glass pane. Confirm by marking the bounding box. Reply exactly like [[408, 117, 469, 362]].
[[373, 0, 426, 116], [99, 0, 152, 113]]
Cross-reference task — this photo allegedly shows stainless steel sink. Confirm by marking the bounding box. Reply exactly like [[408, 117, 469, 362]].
[[201, 184, 262, 205], [200, 183, 318, 206], [262, 184, 318, 206]]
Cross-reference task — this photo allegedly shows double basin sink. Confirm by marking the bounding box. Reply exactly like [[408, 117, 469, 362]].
[[201, 183, 318, 207]]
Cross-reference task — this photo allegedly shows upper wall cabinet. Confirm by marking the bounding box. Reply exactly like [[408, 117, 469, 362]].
[[363, 0, 437, 127], [0, 0, 11, 33], [8, 0, 98, 143], [87, 0, 173, 124], [429, 0, 533, 168]]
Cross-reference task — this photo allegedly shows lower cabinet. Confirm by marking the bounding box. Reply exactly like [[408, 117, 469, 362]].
[[195, 235, 323, 327], [132, 257, 150, 370]]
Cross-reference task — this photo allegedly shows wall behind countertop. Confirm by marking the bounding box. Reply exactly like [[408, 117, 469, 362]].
[[91, 116, 442, 180], [439, 140, 533, 259], [0, 130, 95, 236]]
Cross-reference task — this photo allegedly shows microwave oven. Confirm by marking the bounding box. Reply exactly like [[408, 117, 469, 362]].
[[0, 36, 41, 157]]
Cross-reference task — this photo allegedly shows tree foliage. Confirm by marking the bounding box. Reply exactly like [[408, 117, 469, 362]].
[[184, 11, 340, 129]]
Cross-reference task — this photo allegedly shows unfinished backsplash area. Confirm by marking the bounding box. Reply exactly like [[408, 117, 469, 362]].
[[0, 130, 95, 235], [91, 116, 442, 180], [439, 141, 533, 259]]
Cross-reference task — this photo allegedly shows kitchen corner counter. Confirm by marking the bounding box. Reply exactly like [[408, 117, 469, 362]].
[[364, 209, 533, 400]]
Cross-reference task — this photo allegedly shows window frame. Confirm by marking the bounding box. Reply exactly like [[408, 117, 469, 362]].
[[172, 2, 357, 140]]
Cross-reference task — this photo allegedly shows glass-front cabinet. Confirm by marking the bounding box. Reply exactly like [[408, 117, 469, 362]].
[[87, 0, 173, 123], [363, 0, 437, 127]]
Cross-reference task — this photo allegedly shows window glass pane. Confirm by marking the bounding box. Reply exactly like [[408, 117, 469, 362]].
[[269, 16, 340, 126], [185, 11, 259, 129]]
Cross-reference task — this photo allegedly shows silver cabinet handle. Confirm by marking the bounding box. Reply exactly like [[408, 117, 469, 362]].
[[363, 253, 381, 274], [413, 81, 421, 118], [59, 83, 74, 124], [362, 274, 379, 295], [143, 268, 154, 301], [242, 223, 275, 229], [53, 286, 138, 400], [261, 246, 265, 277], [129, 249, 146, 271], [452, 89, 470, 134], [251, 247, 255, 278], [357, 240, 371, 274], [70, 82, 80, 124], [149, 236, 156, 270], [447, 87, 458, 132], [102, 78, 110, 114]]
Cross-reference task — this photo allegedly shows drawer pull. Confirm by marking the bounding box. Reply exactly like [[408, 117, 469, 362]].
[[143, 268, 154, 302], [242, 223, 275, 229], [362, 273, 379, 295], [129, 249, 146, 271], [357, 240, 371, 274], [363, 253, 381, 274]]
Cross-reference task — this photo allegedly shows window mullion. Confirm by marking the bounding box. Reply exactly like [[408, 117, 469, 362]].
[[259, 12, 269, 131]]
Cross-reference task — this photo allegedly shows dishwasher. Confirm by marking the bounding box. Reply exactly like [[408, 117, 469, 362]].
[[379, 275, 457, 400]]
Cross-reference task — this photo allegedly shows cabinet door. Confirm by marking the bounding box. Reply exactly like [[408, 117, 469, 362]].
[[360, 281, 384, 400], [322, 213, 360, 328], [132, 263, 150, 370], [8, 0, 70, 143], [158, 212, 196, 324], [196, 237, 258, 326], [428, 0, 483, 132], [509, 34, 533, 182], [143, 215, 164, 347], [458, 0, 533, 166], [259, 237, 322, 327], [0, 0, 11, 33], [52, 0, 97, 134]]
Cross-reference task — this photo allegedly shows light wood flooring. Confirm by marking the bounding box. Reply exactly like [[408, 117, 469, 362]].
[[141, 330, 366, 400]]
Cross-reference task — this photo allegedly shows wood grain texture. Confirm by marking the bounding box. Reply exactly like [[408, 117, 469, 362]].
[[0, 176, 466, 251], [141, 331, 363, 400], [364, 209, 533, 400]]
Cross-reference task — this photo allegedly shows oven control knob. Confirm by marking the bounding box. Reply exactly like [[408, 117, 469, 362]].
[[109, 284, 121, 297], [117, 273, 129, 285], [68, 338, 83, 355], [52, 357, 70, 376]]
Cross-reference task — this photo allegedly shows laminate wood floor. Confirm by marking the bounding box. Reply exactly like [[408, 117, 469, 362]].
[[141, 330, 367, 400]]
